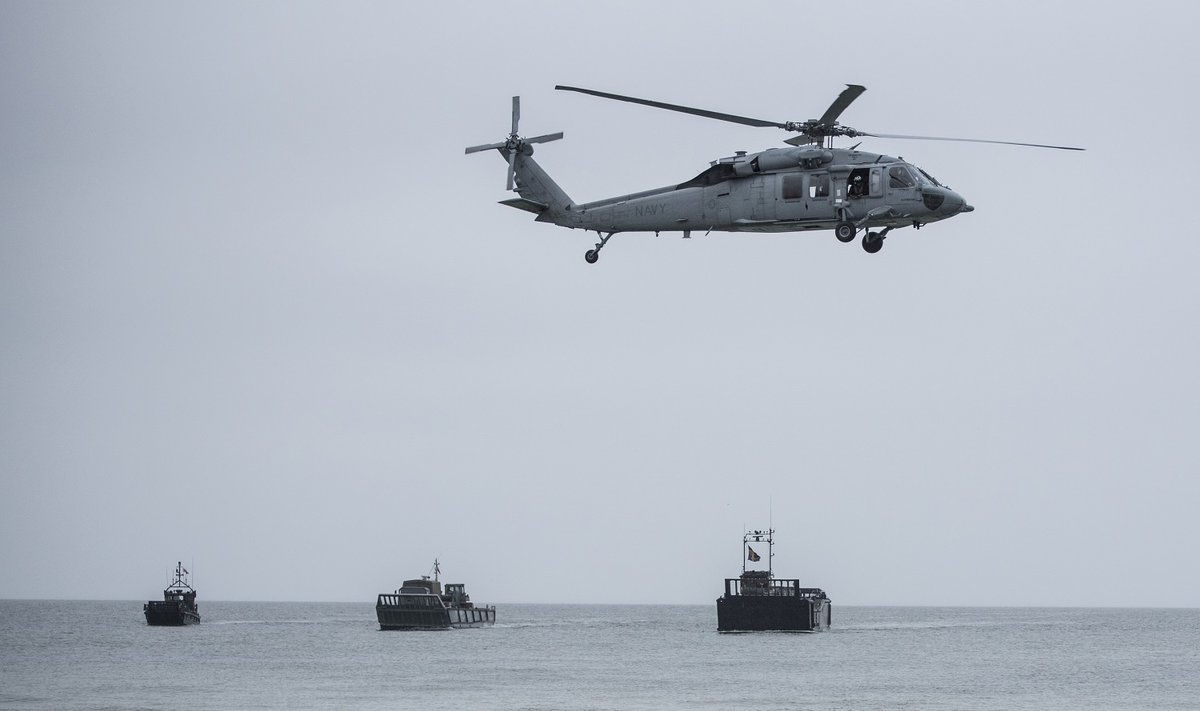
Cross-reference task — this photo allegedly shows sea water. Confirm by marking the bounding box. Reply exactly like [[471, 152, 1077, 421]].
[[1, 601, 1196, 710]]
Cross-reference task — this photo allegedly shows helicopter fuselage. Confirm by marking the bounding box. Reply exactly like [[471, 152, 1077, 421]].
[[534, 145, 971, 237]]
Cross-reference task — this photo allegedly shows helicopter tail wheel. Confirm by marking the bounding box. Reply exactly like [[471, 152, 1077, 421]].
[[862, 231, 884, 254], [584, 232, 615, 265], [835, 221, 856, 243]]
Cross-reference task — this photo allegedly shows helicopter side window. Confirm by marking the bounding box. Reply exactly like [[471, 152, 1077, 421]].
[[782, 174, 805, 200], [808, 174, 829, 198], [889, 165, 917, 189]]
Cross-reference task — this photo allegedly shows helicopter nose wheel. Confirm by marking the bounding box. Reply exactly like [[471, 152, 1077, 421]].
[[862, 227, 891, 254], [835, 221, 856, 243], [584, 232, 615, 265]]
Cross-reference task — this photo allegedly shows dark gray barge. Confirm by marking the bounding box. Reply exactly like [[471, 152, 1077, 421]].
[[376, 561, 495, 630], [144, 561, 200, 626], [717, 529, 830, 632]]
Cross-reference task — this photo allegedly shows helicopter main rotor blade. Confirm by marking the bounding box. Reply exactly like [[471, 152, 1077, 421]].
[[863, 132, 1085, 151], [524, 132, 564, 144], [465, 141, 506, 154], [555, 85, 786, 129], [817, 84, 866, 126]]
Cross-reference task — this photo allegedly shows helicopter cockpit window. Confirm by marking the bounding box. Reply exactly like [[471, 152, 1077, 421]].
[[888, 165, 918, 189], [917, 167, 942, 186], [808, 174, 829, 198]]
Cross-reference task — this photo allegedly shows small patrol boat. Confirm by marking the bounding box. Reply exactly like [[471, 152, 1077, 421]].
[[376, 560, 495, 630], [716, 529, 830, 632], [144, 561, 200, 626]]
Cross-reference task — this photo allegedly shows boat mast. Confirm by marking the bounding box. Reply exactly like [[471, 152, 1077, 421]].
[[743, 528, 774, 577]]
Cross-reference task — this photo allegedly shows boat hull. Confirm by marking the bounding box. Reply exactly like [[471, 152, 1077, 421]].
[[376, 603, 495, 630], [144, 601, 201, 626], [717, 595, 831, 632]]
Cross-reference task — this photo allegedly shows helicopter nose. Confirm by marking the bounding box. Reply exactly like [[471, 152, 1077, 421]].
[[943, 189, 971, 215], [921, 187, 971, 218], [949, 191, 973, 214]]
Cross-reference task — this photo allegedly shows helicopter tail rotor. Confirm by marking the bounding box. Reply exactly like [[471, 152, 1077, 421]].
[[465, 96, 564, 190]]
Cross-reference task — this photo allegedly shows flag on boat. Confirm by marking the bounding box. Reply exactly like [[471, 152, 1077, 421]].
[[747, 547, 761, 562], [182, 567, 189, 575]]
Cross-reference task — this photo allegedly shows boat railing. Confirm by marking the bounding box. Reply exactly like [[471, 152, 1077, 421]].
[[377, 593, 446, 609], [724, 577, 827, 598]]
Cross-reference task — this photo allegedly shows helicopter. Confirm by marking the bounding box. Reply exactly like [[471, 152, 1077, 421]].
[[465, 84, 1083, 263]]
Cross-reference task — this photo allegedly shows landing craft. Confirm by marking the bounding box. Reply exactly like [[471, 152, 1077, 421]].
[[465, 85, 1083, 263]]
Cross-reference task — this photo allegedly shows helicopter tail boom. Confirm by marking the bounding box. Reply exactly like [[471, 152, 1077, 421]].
[[503, 149, 573, 221]]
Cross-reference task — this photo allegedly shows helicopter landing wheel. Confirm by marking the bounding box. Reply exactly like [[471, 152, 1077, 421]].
[[585, 232, 614, 265], [862, 231, 884, 254], [835, 221, 856, 243]]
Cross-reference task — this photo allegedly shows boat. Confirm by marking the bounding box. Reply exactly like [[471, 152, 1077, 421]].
[[144, 561, 200, 626], [376, 560, 495, 630], [716, 528, 831, 632]]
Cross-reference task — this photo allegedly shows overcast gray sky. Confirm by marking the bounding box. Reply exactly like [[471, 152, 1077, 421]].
[[3, 1, 1198, 607]]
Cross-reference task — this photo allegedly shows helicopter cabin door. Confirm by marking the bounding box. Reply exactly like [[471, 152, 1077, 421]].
[[807, 172, 832, 220], [846, 167, 883, 201]]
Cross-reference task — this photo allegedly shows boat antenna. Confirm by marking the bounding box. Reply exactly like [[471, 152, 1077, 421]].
[[768, 499, 774, 579], [768, 527, 774, 579]]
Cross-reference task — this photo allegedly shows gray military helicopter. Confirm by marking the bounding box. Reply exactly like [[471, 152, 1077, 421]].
[[465, 85, 1082, 263]]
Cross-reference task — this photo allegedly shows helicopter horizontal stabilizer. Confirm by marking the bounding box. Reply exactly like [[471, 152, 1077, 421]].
[[498, 197, 548, 214]]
